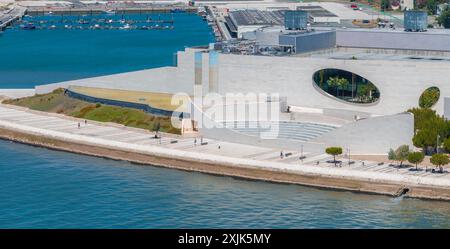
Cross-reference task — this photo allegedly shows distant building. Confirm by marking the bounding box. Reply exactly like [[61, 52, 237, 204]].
[[284, 10, 308, 30], [279, 30, 336, 53], [226, 9, 284, 38], [404, 10, 428, 32], [296, 5, 340, 24]]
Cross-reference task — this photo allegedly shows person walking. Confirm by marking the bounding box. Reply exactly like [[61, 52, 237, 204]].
[[78, 123, 80, 129]]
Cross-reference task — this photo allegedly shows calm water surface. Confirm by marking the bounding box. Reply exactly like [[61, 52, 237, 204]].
[[0, 140, 449, 228], [0, 13, 449, 229]]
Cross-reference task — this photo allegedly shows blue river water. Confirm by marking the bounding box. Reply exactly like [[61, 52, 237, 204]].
[[0, 13, 214, 88], [0, 140, 450, 228]]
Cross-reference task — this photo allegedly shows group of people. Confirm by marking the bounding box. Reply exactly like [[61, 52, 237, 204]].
[[77, 119, 88, 128]]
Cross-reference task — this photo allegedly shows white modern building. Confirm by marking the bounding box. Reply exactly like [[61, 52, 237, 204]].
[[34, 28, 450, 154]]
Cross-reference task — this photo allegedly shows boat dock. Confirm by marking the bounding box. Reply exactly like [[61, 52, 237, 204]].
[[203, 6, 232, 41], [26, 6, 198, 16], [15, 13, 177, 31]]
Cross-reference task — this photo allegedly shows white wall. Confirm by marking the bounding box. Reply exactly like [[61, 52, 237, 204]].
[[37, 48, 450, 116], [312, 112, 414, 154], [213, 52, 450, 115]]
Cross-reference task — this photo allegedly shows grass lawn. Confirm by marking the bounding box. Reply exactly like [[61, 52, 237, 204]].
[[3, 88, 181, 134]]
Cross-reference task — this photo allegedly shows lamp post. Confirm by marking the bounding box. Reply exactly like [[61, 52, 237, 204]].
[[437, 134, 440, 153], [299, 145, 306, 160], [348, 148, 351, 166]]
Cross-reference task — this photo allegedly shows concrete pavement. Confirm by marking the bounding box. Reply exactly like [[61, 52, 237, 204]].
[[1, 104, 450, 189]]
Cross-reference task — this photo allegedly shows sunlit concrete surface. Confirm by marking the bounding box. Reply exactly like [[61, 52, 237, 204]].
[[0, 89, 35, 99], [1, 104, 449, 188]]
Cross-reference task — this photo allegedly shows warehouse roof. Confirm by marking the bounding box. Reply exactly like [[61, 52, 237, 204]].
[[228, 9, 284, 26]]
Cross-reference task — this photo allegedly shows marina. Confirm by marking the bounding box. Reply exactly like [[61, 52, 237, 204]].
[[0, 10, 214, 88], [14, 14, 176, 31]]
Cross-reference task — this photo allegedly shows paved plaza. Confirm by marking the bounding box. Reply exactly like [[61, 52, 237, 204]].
[[0, 104, 449, 187]]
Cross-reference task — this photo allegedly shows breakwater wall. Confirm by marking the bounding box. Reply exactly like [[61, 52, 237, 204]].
[[65, 89, 187, 119]]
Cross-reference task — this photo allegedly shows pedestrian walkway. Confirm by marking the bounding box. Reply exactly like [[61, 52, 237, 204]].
[[1, 104, 449, 187]]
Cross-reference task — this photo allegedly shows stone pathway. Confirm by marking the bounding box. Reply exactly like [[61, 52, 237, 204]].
[[1, 104, 449, 187]]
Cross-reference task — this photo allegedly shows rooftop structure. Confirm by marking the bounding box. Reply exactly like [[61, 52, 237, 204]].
[[335, 28, 450, 52], [226, 9, 284, 38], [404, 10, 428, 32], [284, 10, 308, 30], [279, 30, 336, 54], [296, 5, 340, 23], [228, 9, 284, 27], [302, 48, 450, 62]]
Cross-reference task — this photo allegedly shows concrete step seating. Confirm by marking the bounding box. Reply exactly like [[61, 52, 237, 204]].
[[221, 120, 338, 142]]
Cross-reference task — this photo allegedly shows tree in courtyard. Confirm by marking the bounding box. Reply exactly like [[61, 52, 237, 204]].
[[337, 78, 349, 98], [325, 147, 343, 166], [356, 82, 376, 102], [327, 77, 341, 97], [430, 153, 449, 172], [327, 77, 349, 98], [394, 145, 410, 167], [319, 70, 325, 89], [437, 6, 450, 28], [407, 152, 425, 171]]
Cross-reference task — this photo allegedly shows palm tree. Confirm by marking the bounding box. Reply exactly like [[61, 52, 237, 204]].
[[319, 70, 324, 89], [327, 77, 349, 98], [338, 78, 349, 98], [327, 77, 340, 96]]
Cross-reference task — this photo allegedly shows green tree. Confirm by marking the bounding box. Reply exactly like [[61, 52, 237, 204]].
[[388, 148, 396, 162], [325, 147, 343, 166], [327, 77, 349, 97], [395, 145, 410, 167], [408, 107, 450, 154], [319, 70, 324, 89], [419, 87, 440, 108], [408, 152, 425, 170], [437, 6, 450, 28], [338, 78, 349, 97], [430, 153, 449, 172], [443, 137, 450, 153], [412, 128, 438, 152], [356, 82, 376, 102], [381, 0, 390, 11], [153, 121, 161, 133], [327, 77, 340, 97], [426, 0, 438, 14]]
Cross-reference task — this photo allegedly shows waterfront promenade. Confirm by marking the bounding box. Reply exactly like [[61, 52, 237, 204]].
[[0, 104, 450, 200]]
